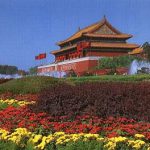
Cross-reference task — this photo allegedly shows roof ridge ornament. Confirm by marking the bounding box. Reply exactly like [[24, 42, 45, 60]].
[[78, 26, 81, 31]]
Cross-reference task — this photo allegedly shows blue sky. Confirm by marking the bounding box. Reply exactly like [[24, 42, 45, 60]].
[[0, 0, 150, 70]]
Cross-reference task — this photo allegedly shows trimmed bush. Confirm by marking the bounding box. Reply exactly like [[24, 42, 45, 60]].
[[65, 74, 150, 83], [31, 82, 150, 121]]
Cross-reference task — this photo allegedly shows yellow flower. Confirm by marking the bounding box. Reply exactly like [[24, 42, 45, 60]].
[[97, 137, 104, 142], [56, 140, 63, 145], [36, 136, 47, 150], [0, 99, 35, 106], [135, 134, 145, 139], [0, 129, 9, 140], [83, 137, 88, 142], [32, 134, 43, 143], [111, 136, 127, 143], [84, 133, 99, 139], [128, 140, 146, 150], [46, 135, 54, 143], [147, 147, 150, 150], [104, 141, 116, 150], [64, 139, 71, 143], [0, 127, 150, 150], [54, 132, 65, 137], [72, 137, 79, 142]]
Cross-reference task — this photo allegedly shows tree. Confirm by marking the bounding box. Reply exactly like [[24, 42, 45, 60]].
[[0, 65, 18, 75], [29, 66, 38, 75], [97, 55, 141, 74], [18, 70, 28, 76], [142, 42, 150, 61]]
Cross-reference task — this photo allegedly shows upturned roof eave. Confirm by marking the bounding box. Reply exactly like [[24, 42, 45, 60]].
[[128, 48, 143, 55]]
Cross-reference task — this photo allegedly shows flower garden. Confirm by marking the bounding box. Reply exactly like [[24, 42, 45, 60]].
[[0, 76, 150, 150]]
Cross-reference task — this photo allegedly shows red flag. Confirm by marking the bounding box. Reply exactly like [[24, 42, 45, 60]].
[[39, 53, 46, 59], [35, 53, 46, 60]]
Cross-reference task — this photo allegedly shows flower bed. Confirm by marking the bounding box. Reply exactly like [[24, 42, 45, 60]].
[[0, 128, 149, 150], [0, 98, 149, 149], [32, 82, 150, 121]]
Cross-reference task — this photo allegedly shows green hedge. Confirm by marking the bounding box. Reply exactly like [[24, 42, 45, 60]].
[[65, 74, 150, 83]]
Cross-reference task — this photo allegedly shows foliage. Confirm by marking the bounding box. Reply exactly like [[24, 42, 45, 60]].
[[33, 82, 150, 121], [0, 76, 60, 94], [29, 67, 38, 75], [97, 55, 142, 72], [0, 141, 20, 150], [142, 42, 150, 61], [57, 140, 103, 150], [0, 65, 18, 75]]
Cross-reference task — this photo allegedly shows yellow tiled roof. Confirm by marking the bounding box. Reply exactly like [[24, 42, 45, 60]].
[[84, 33, 132, 39], [128, 48, 143, 55], [57, 17, 124, 46], [91, 42, 139, 49]]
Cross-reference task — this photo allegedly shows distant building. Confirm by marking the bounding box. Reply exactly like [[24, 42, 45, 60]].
[[38, 17, 140, 77]]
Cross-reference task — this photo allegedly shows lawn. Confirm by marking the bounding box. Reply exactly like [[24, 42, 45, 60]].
[[0, 76, 60, 94]]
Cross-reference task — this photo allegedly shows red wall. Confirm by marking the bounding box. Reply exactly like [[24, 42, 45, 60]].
[[38, 59, 98, 76]]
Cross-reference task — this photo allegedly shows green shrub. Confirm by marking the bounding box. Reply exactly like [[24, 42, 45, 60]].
[[0, 102, 20, 110], [0, 141, 21, 150], [97, 55, 142, 72], [66, 74, 150, 83]]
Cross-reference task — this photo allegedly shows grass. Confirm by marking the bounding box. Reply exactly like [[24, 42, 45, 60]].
[[0, 74, 150, 94], [0, 76, 60, 94]]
